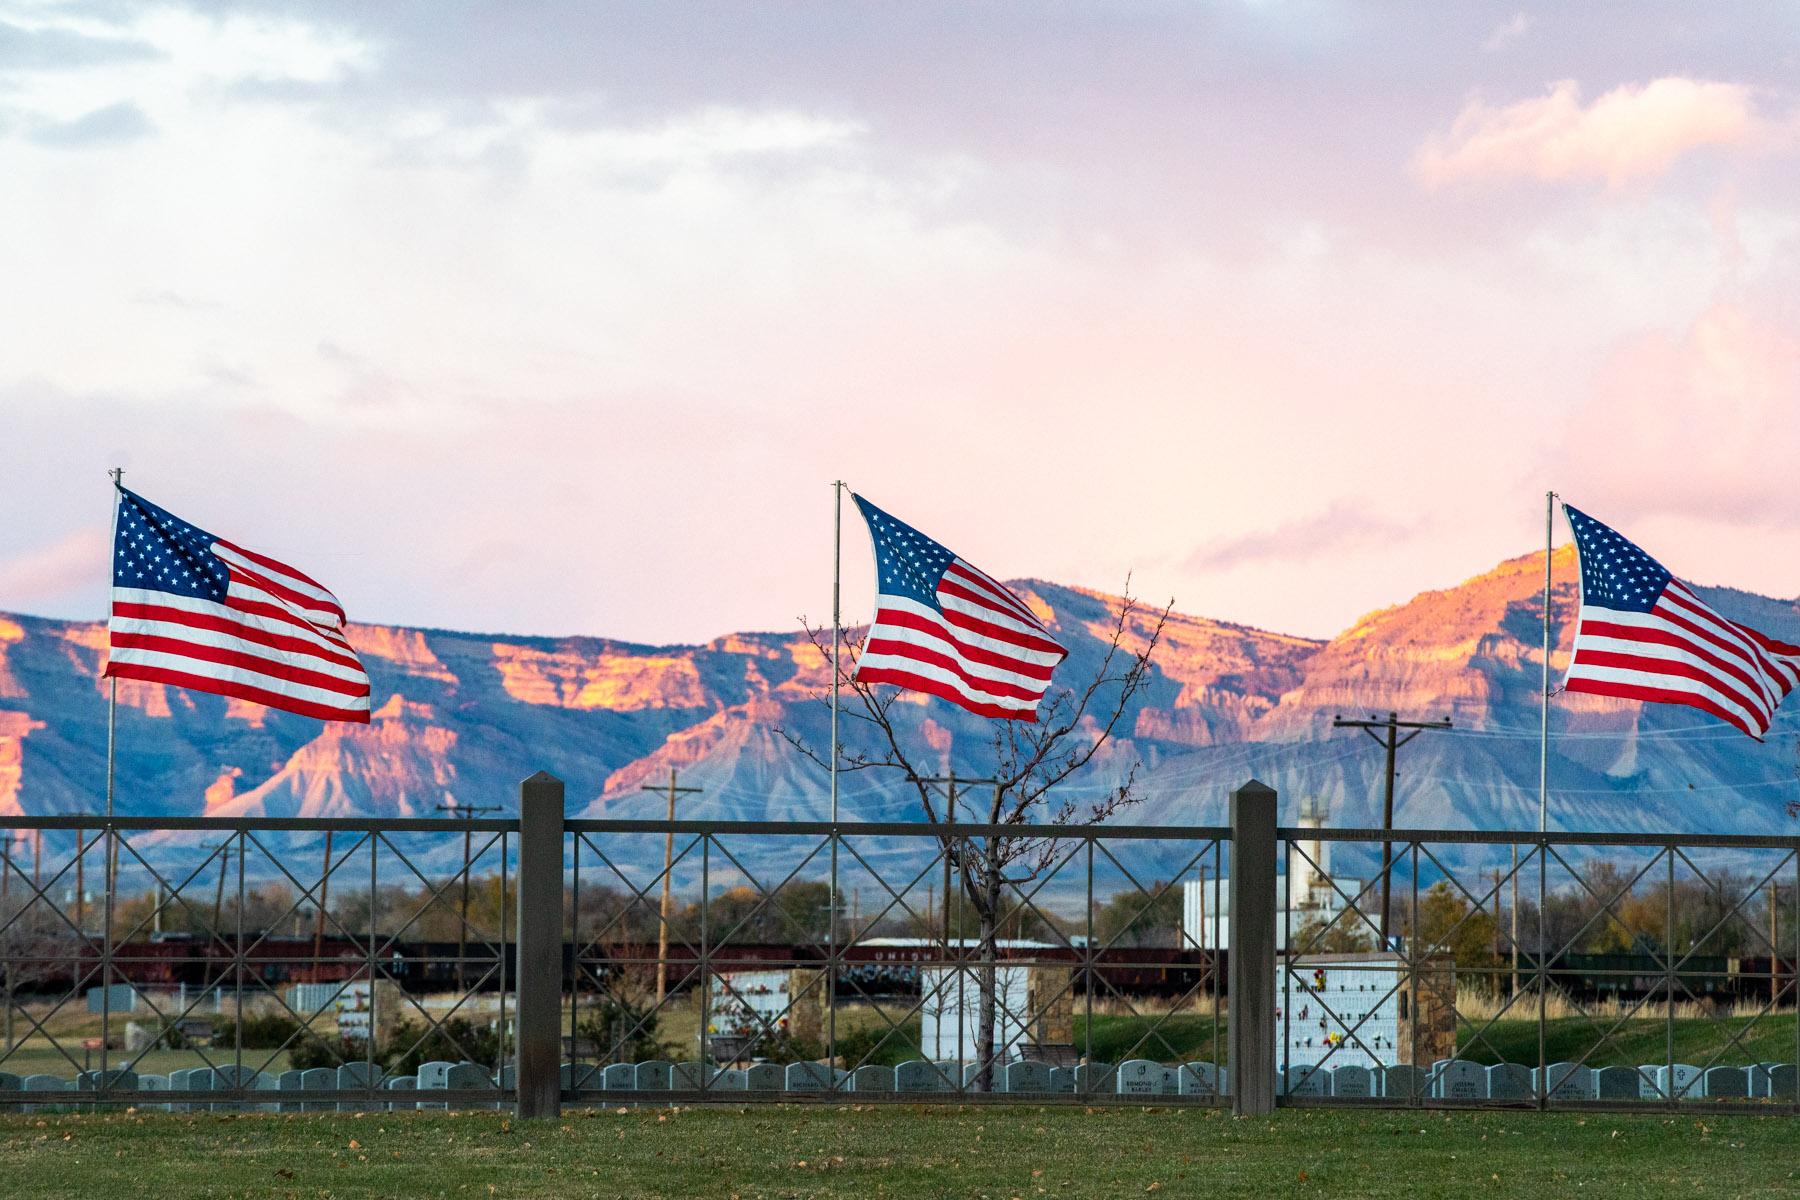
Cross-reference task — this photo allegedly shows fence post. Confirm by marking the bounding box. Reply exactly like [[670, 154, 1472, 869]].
[[516, 771, 564, 1119], [1228, 778, 1277, 1116]]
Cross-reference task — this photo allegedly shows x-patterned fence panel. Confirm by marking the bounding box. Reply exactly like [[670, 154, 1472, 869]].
[[0, 815, 517, 1110], [1277, 825, 1800, 1113], [563, 818, 1231, 1105]]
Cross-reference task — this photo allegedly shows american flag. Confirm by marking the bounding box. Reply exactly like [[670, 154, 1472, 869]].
[[850, 495, 1067, 721], [1562, 503, 1800, 739], [104, 488, 372, 723]]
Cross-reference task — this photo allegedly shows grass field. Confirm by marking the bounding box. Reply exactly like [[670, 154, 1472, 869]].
[[0, 1104, 1795, 1198]]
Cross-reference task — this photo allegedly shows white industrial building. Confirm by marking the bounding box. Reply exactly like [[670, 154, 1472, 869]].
[[1180, 796, 1372, 951]]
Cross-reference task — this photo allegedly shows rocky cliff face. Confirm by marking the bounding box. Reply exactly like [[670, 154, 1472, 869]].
[[2, 558, 1797, 837]]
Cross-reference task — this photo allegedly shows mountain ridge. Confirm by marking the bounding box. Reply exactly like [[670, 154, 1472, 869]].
[[3, 549, 1799, 836]]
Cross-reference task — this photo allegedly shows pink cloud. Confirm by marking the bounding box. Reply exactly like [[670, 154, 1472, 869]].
[[0, 526, 110, 607], [1560, 303, 1800, 523], [1417, 78, 1773, 188], [1186, 503, 1424, 572]]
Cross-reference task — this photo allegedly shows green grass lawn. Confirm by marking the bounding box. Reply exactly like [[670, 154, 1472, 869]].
[[0, 1105, 1794, 1198]]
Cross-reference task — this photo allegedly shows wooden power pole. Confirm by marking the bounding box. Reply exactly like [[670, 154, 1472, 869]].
[[1332, 712, 1451, 944], [436, 801, 503, 992], [642, 769, 702, 1003]]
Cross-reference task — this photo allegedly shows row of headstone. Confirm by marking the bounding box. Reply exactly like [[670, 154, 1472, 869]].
[[1261, 1059, 1800, 1100], [3, 1058, 1792, 1107], [550, 1059, 1229, 1098]]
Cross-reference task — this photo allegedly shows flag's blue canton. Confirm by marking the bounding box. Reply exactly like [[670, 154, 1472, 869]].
[[853, 495, 955, 609], [113, 489, 228, 601], [1564, 504, 1671, 614]]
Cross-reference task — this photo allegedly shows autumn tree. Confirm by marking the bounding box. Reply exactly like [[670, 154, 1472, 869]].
[[785, 585, 1169, 1089]]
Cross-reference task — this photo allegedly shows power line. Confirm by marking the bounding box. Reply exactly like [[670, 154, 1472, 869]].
[[1332, 711, 1452, 943]]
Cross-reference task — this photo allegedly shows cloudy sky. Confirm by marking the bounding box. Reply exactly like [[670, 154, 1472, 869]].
[[3, 2, 1798, 643]]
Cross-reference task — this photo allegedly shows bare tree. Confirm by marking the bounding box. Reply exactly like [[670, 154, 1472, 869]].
[[783, 583, 1170, 1088]]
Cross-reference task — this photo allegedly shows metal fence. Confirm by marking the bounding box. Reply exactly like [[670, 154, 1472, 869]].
[[0, 775, 1793, 1116]]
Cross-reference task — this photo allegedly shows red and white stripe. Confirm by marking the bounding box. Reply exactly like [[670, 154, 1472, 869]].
[[856, 558, 1067, 721], [1565, 578, 1800, 739], [106, 537, 371, 724]]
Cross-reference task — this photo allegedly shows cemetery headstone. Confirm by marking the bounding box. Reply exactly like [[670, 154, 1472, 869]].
[[301, 1066, 337, 1112], [1653, 1064, 1701, 1101], [385, 1075, 417, 1111], [744, 1062, 783, 1091], [785, 1062, 832, 1091], [137, 1073, 170, 1113], [669, 1062, 706, 1091], [1047, 1066, 1076, 1094], [1594, 1066, 1642, 1100], [1004, 1061, 1053, 1094], [1701, 1066, 1748, 1099], [1539, 1062, 1593, 1101], [1178, 1062, 1222, 1097], [77, 1068, 138, 1092], [1383, 1064, 1427, 1101], [1283, 1064, 1329, 1097], [22, 1074, 68, 1114], [413, 1062, 453, 1109], [1430, 1059, 1485, 1101], [1117, 1059, 1176, 1097], [1330, 1065, 1373, 1098], [601, 1062, 636, 1091], [1486, 1063, 1531, 1101], [1769, 1063, 1798, 1099], [338, 1062, 381, 1111], [895, 1060, 953, 1093], [1074, 1061, 1116, 1095], [851, 1064, 895, 1093], [275, 1069, 306, 1113], [443, 1061, 493, 1107], [711, 1068, 748, 1090], [1748, 1063, 1778, 1099], [561, 1063, 602, 1091], [633, 1061, 673, 1091]]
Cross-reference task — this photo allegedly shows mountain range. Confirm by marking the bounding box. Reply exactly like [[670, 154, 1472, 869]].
[[4, 546, 1799, 841]]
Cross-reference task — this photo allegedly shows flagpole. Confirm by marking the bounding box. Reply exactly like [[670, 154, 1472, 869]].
[[831, 481, 842, 826], [105, 469, 123, 821], [828, 480, 843, 1082], [1539, 489, 1555, 835]]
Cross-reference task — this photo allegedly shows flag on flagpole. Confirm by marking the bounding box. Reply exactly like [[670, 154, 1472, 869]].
[[104, 488, 372, 723], [850, 494, 1067, 721], [1562, 503, 1800, 739]]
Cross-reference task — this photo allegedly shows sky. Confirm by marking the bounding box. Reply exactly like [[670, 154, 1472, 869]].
[[3, 1, 1799, 645]]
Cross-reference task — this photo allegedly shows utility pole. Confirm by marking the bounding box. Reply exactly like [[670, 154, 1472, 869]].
[[908, 773, 999, 948], [1332, 712, 1451, 945], [1773, 880, 1782, 1006], [208, 843, 234, 936], [312, 832, 333, 982], [74, 832, 85, 935], [0, 834, 21, 1053], [436, 801, 503, 992], [1510, 843, 1520, 996], [641, 769, 702, 1004]]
